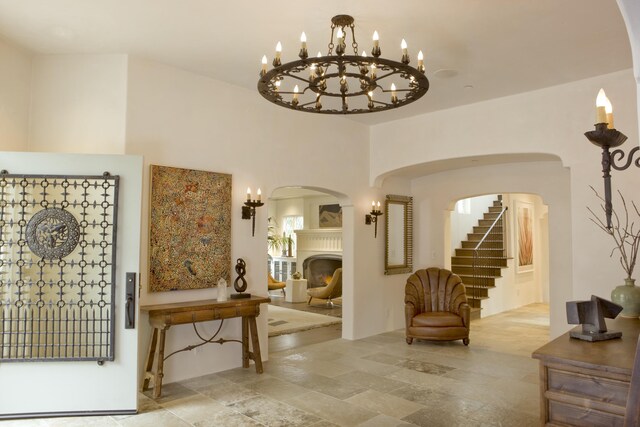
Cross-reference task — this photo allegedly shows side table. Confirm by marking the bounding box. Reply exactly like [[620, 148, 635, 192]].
[[286, 279, 308, 303]]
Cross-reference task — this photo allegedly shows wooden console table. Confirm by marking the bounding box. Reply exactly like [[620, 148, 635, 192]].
[[532, 317, 640, 426], [141, 296, 270, 398]]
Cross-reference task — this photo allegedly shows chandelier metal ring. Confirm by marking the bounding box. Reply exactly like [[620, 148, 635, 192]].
[[257, 15, 430, 115]]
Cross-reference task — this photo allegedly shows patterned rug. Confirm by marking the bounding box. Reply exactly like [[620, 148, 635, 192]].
[[267, 305, 342, 337]]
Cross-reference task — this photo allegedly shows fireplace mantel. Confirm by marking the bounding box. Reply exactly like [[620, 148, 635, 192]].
[[295, 229, 342, 275], [295, 229, 342, 253]]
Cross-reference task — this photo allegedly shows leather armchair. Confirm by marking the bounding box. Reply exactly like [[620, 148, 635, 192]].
[[307, 268, 342, 306], [405, 267, 470, 345]]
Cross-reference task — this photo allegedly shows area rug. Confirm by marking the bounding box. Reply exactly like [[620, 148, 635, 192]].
[[268, 305, 342, 337]]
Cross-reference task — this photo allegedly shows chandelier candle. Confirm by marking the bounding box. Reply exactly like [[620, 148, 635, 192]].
[[258, 14, 429, 114]]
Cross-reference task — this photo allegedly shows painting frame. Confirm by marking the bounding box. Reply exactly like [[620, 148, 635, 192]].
[[516, 200, 534, 273], [319, 203, 342, 228], [148, 165, 232, 292]]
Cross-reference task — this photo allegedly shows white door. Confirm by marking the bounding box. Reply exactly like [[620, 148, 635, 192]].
[[0, 152, 143, 417]]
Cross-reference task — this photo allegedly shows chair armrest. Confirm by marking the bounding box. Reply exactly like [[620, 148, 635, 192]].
[[405, 302, 416, 329], [459, 303, 470, 329]]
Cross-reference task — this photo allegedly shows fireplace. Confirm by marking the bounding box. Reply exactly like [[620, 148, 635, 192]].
[[303, 254, 342, 288]]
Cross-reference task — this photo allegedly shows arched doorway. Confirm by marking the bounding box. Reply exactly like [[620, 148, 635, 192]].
[[266, 186, 349, 349], [446, 193, 550, 320]]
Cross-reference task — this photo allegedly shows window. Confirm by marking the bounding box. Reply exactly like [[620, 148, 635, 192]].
[[455, 198, 471, 215], [282, 215, 303, 255]]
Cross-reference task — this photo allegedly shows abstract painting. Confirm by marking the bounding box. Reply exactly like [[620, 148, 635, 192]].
[[516, 201, 534, 272], [149, 165, 231, 292], [319, 203, 342, 228]]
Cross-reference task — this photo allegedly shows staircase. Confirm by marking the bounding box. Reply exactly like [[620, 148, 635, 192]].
[[451, 197, 508, 319]]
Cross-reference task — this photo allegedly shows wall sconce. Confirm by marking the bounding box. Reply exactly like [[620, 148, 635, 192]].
[[365, 201, 383, 238], [584, 88, 640, 228], [242, 187, 264, 236]]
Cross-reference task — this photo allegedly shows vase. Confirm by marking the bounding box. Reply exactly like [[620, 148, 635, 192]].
[[611, 278, 640, 318]]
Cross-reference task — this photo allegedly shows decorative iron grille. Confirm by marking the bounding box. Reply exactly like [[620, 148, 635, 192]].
[[0, 172, 119, 362]]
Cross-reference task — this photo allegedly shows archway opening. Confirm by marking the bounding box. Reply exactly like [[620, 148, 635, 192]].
[[446, 192, 550, 322], [266, 186, 348, 350]]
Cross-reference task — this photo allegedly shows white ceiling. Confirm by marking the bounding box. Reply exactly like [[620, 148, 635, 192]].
[[0, 0, 632, 125]]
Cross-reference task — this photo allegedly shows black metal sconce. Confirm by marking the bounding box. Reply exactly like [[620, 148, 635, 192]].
[[242, 187, 264, 236], [365, 201, 383, 238], [584, 89, 640, 229]]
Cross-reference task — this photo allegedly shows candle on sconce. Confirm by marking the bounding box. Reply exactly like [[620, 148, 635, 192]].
[[596, 88, 608, 125], [604, 96, 614, 129], [377, 201, 381, 209], [257, 188, 262, 201], [401, 39, 408, 55], [373, 31, 379, 48], [300, 32, 307, 49], [246, 187, 251, 201], [275, 42, 282, 60]]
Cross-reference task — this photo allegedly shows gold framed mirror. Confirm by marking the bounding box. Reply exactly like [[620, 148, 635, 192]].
[[385, 194, 413, 275]]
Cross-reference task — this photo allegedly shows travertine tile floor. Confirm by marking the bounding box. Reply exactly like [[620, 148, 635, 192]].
[[2, 304, 549, 427]]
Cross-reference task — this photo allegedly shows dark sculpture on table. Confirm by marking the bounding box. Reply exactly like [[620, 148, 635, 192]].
[[566, 295, 623, 341], [231, 258, 251, 299]]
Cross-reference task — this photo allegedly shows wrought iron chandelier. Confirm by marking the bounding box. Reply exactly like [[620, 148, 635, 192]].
[[257, 14, 430, 114]]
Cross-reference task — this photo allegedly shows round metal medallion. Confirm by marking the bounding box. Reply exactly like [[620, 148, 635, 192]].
[[26, 208, 81, 259]]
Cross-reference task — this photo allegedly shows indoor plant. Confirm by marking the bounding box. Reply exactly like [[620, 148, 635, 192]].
[[267, 217, 293, 256], [588, 187, 640, 317]]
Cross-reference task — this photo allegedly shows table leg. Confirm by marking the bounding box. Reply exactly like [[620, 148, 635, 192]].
[[154, 326, 168, 399], [242, 316, 249, 368], [142, 327, 159, 391], [248, 316, 264, 374]]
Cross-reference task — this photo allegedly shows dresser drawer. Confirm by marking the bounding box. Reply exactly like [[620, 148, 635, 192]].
[[548, 368, 629, 406], [549, 400, 624, 427]]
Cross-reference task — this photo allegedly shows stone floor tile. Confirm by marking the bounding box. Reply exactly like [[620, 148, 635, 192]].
[[46, 417, 121, 427], [287, 391, 377, 426], [160, 394, 227, 424], [198, 381, 260, 406], [401, 407, 468, 427], [229, 395, 320, 426], [192, 407, 265, 427], [241, 377, 311, 401], [141, 381, 197, 405], [334, 371, 406, 393], [356, 414, 417, 427], [116, 409, 192, 427], [345, 389, 424, 419]]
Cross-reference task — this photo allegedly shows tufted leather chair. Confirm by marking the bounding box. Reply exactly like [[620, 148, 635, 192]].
[[405, 267, 470, 345]]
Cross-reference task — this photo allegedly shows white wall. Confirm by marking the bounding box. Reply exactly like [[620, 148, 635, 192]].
[[0, 37, 31, 151], [372, 69, 639, 337], [124, 57, 377, 383], [449, 194, 497, 258], [29, 54, 128, 154], [304, 195, 340, 229]]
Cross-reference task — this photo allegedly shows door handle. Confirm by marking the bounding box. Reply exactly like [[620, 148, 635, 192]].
[[125, 272, 136, 329]]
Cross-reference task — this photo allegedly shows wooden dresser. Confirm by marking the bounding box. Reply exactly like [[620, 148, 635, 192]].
[[532, 317, 640, 426]]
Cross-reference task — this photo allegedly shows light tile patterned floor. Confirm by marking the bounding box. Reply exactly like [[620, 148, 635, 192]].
[[1, 304, 549, 426]]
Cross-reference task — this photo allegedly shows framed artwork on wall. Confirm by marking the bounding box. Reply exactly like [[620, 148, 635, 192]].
[[319, 203, 342, 228], [516, 200, 534, 273], [148, 165, 232, 292]]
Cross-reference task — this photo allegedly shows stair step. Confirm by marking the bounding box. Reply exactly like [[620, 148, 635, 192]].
[[492, 200, 503, 207], [457, 275, 497, 286], [484, 212, 501, 220], [478, 219, 502, 227], [461, 240, 504, 249], [451, 256, 508, 267], [455, 248, 505, 257], [467, 232, 505, 240], [473, 225, 503, 234], [488, 206, 504, 213], [463, 284, 494, 298], [451, 265, 502, 276], [468, 299, 485, 309]]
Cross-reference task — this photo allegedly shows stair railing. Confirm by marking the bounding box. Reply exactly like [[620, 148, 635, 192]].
[[472, 206, 508, 308]]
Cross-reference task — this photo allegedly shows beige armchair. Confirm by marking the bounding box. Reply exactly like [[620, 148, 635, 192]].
[[268, 273, 286, 297], [307, 268, 342, 306], [405, 267, 470, 345]]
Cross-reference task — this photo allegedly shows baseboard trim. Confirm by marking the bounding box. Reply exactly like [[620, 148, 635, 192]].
[[0, 409, 137, 420]]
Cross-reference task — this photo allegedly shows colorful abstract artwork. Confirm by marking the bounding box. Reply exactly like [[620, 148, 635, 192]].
[[149, 165, 231, 292], [319, 203, 342, 228], [516, 201, 534, 272]]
